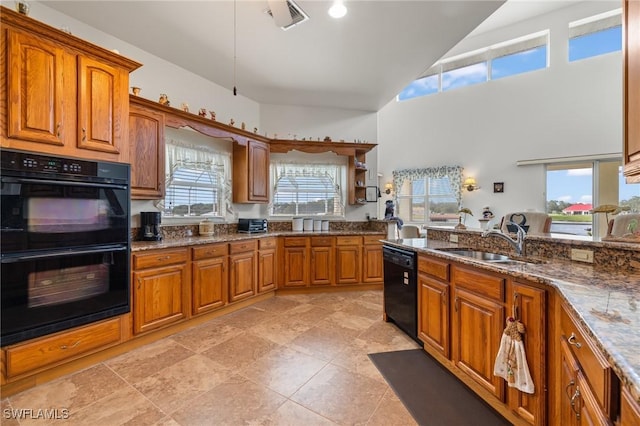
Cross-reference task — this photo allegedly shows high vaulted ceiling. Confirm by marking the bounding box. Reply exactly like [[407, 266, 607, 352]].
[[41, 1, 580, 112]]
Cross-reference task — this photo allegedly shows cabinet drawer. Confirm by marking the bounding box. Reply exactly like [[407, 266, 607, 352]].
[[337, 236, 362, 246], [133, 248, 188, 269], [284, 237, 307, 247], [311, 236, 333, 247], [561, 304, 613, 411], [192, 243, 228, 260], [418, 255, 449, 281], [5, 318, 121, 378], [229, 239, 257, 254], [259, 237, 277, 250], [363, 235, 384, 245], [452, 266, 504, 301]]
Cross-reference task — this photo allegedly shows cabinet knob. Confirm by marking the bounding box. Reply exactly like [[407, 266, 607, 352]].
[[567, 333, 582, 348]]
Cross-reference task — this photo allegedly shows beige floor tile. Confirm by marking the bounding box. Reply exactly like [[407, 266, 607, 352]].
[[250, 296, 303, 314], [170, 374, 286, 425], [248, 315, 314, 346], [153, 417, 182, 426], [291, 364, 388, 425], [218, 306, 280, 330], [201, 331, 280, 371], [357, 291, 384, 306], [330, 338, 395, 383], [105, 338, 194, 383], [287, 323, 358, 361], [340, 298, 385, 321], [306, 293, 352, 311], [356, 321, 420, 350], [366, 388, 418, 426], [9, 364, 128, 418], [240, 346, 328, 397], [277, 303, 334, 327], [262, 400, 338, 425], [133, 354, 232, 414], [320, 310, 377, 333], [170, 322, 244, 353], [70, 385, 166, 426], [1, 398, 21, 426]]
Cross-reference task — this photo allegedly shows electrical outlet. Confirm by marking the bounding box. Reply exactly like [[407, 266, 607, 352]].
[[571, 248, 593, 263], [449, 234, 459, 243]]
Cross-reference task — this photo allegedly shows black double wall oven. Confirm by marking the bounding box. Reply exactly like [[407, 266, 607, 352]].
[[1, 149, 131, 346]]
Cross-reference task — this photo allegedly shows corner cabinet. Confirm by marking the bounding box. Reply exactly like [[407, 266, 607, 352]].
[[623, 0, 640, 183], [349, 152, 368, 205], [233, 140, 269, 203], [0, 6, 141, 162], [129, 99, 165, 199]]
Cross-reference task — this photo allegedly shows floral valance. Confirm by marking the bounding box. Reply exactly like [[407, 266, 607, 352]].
[[391, 165, 464, 207]]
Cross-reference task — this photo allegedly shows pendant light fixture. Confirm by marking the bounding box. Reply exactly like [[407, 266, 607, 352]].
[[233, 0, 237, 96]]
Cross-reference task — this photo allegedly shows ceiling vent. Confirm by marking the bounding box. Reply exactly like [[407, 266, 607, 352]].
[[266, 0, 309, 31]]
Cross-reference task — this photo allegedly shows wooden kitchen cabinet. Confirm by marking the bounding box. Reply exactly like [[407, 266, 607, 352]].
[[280, 237, 309, 288], [1, 7, 140, 162], [258, 237, 277, 293], [508, 281, 546, 425], [129, 101, 165, 199], [233, 140, 269, 203], [623, 0, 640, 183], [451, 266, 506, 401], [620, 385, 640, 425], [336, 236, 361, 284], [348, 152, 368, 205], [132, 248, 190, 335], [362, 235, 384, 283], [228, 240, 257, 302], [192, 243, 228, 315], [310, 236, 334, 286], [418, 255, 450, 357]]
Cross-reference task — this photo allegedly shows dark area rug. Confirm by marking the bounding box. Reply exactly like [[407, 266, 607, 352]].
[[368, 349, 512, 426]]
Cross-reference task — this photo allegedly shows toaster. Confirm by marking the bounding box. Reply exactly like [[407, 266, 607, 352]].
[[237, 218, 268, 233]]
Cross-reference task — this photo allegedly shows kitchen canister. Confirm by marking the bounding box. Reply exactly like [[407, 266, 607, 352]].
[[313, 220, 322, 231], [199, 218, 215, 236], [292, 217, 303, 231], [321, 220, 330, 231], [303, 218, 313, 231]]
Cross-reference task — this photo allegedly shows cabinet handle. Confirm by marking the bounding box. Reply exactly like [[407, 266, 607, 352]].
[[565, 379, 575, 399], [81, 127, 86, 141], [442, 289, 447, 305], [568, 333, 582, 348], [455, 296, 459, 312], [157, 256, 171, 262], [60, 340, 81, 350], [137, 277, 142, 290], [570, 387, 581, 419], [56, 123, 61, 137]]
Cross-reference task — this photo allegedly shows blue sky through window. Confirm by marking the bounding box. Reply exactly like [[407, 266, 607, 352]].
[[491, 46, 547, 80], [569, 26, 622, 62]]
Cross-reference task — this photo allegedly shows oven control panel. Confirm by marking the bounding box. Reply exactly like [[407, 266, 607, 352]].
[[1, 150, 97, 177]]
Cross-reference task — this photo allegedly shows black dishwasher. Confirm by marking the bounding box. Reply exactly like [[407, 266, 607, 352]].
[[383, 245, 420, 343]]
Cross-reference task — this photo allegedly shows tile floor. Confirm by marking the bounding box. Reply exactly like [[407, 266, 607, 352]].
[[2, 291, 422, 425]]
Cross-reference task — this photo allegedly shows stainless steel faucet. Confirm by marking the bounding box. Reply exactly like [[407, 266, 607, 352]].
[[481, 221, 526, 256]]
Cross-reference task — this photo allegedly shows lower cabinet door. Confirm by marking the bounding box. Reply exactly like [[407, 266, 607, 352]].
[[133, 264, 189, 334], [258, 249, 276, 293], [418, 273, 449, 357], [452, 287, 505, 401], [192, 257, 227, 314], [229, 252, 256, 302]]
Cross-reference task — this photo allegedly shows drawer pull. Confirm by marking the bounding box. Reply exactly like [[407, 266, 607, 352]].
[[568, 333, 582, 348], [570, 387, 581, 419], [157, 256, 171, 261], [60, 340, 81, 350], [565, 379, 575, 399]]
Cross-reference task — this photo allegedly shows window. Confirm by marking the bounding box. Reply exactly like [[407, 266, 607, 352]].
[[160, 141, 231, 218], [545, 158, 639, 239], [392, 166, 463, 226], [397, 31, 548, 100], [270, 161, 346, 217], [569, 10, 622, 62]]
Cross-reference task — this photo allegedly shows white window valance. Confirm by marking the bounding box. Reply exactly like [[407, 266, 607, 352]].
[[392, 165, 464, 207]]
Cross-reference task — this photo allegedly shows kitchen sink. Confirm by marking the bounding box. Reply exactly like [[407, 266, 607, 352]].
[[441, 249, 512, 262]]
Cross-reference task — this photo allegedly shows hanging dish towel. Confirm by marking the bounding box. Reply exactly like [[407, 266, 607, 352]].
[[494, 317, 535, 394]]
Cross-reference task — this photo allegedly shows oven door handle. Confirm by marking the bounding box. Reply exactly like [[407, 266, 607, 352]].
[[1, 244, 128, 263], [1, 177, 127, 191]]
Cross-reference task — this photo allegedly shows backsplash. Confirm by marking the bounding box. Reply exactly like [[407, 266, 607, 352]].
[[426, 227, 640, 272], [132, 220, 389, 241]]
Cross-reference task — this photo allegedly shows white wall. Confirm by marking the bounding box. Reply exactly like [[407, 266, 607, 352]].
[[377, 1, 623, 228]]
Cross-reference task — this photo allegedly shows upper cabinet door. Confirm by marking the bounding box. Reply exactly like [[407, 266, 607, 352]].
[[624, 0, 640, 182], [77, 55, 126, 157], [248, 140, 269, 202], [129, 104, 165, 199], [7, 30, 72, 146]]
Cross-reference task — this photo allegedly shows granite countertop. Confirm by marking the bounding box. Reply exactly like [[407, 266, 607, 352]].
[[383, 237, 640, 403], [131, 230, 386, 252]]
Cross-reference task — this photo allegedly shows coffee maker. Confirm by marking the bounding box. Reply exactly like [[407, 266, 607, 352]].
[[140, 212, 162, 241]]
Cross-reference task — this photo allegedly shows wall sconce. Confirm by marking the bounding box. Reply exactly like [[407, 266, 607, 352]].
[[384, 182, 393, 194], [464, 177, 480, 192]]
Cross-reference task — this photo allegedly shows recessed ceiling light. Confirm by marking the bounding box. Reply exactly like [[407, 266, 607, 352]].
[[328, 1, 347, 19]]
